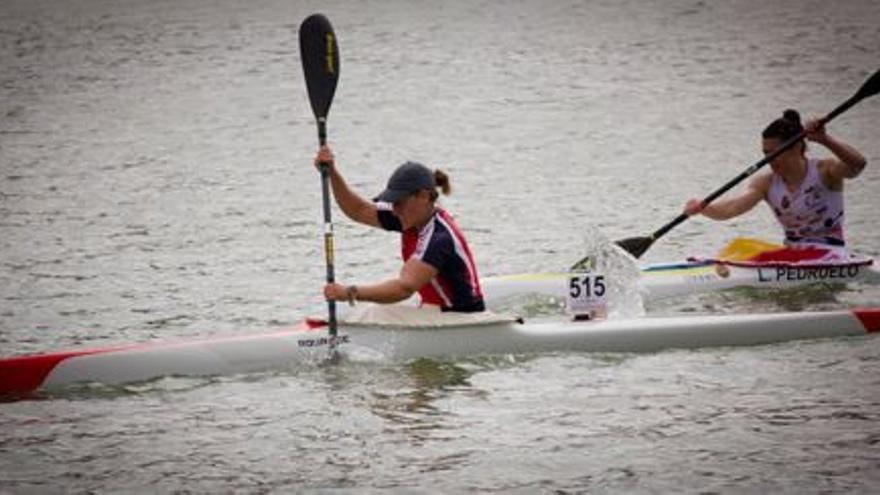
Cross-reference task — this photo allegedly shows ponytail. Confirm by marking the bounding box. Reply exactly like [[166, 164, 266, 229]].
[[434, 169, 451, 195], [428, 169, 451, 201]]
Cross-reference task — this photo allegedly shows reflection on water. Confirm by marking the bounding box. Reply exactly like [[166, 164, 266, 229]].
[[656, 283, 847, 315], [368, 359, 473, 442], [406, 358, 472, 391], [717, 284, 845, 312]]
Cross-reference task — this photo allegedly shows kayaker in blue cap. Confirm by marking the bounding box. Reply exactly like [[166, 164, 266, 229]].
[[684, 109, 867, 256], [314, 145, 485, 312]]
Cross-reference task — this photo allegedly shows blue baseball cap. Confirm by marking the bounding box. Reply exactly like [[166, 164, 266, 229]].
[[373, 161, 435, 203]]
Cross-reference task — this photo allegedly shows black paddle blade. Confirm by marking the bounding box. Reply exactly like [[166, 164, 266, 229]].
[[570, 235, 652, 269], [299, 14, 340, 120], [615, 236, 654, 259], [853, 68, 880, 102]]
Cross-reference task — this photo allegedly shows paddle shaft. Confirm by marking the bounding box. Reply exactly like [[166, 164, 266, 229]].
[[317, 120, 338, 336]]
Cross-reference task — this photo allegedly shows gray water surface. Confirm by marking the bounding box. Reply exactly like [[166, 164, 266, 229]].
[[2, 0, 880, 492]]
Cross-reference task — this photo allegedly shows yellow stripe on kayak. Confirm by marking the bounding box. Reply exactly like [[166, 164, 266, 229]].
[[641, 265, 718, 277]]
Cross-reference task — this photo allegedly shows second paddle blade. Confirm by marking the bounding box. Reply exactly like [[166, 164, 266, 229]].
[[615, 236, 654, 259]]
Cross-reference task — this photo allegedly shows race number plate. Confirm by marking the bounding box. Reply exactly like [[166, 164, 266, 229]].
[[566, 272, 608, 320]]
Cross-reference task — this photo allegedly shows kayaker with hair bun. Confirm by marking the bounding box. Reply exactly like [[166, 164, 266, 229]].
[[684, 109, 867, 254], [314, 145, 485, 312]]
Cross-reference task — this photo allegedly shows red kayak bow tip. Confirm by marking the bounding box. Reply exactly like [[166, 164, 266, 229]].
[[854, 308, 880, 333]]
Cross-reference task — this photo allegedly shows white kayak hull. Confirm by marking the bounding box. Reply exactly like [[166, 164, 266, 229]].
[[482, 259, 880, 305], [2, 308, 879, 396]]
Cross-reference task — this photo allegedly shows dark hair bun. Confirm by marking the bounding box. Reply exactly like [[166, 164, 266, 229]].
[[763, 108, 805, 141], [782, 109, 801, 126]]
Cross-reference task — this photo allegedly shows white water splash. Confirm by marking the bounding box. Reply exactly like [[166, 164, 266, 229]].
[[572, 230, 645, 319]]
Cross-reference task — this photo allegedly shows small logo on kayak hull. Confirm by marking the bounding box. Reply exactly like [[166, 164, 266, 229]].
[[297, 335, 350, 347]]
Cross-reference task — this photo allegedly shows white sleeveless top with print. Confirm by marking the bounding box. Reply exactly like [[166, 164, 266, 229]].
[[765, 158, 845, 246]]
